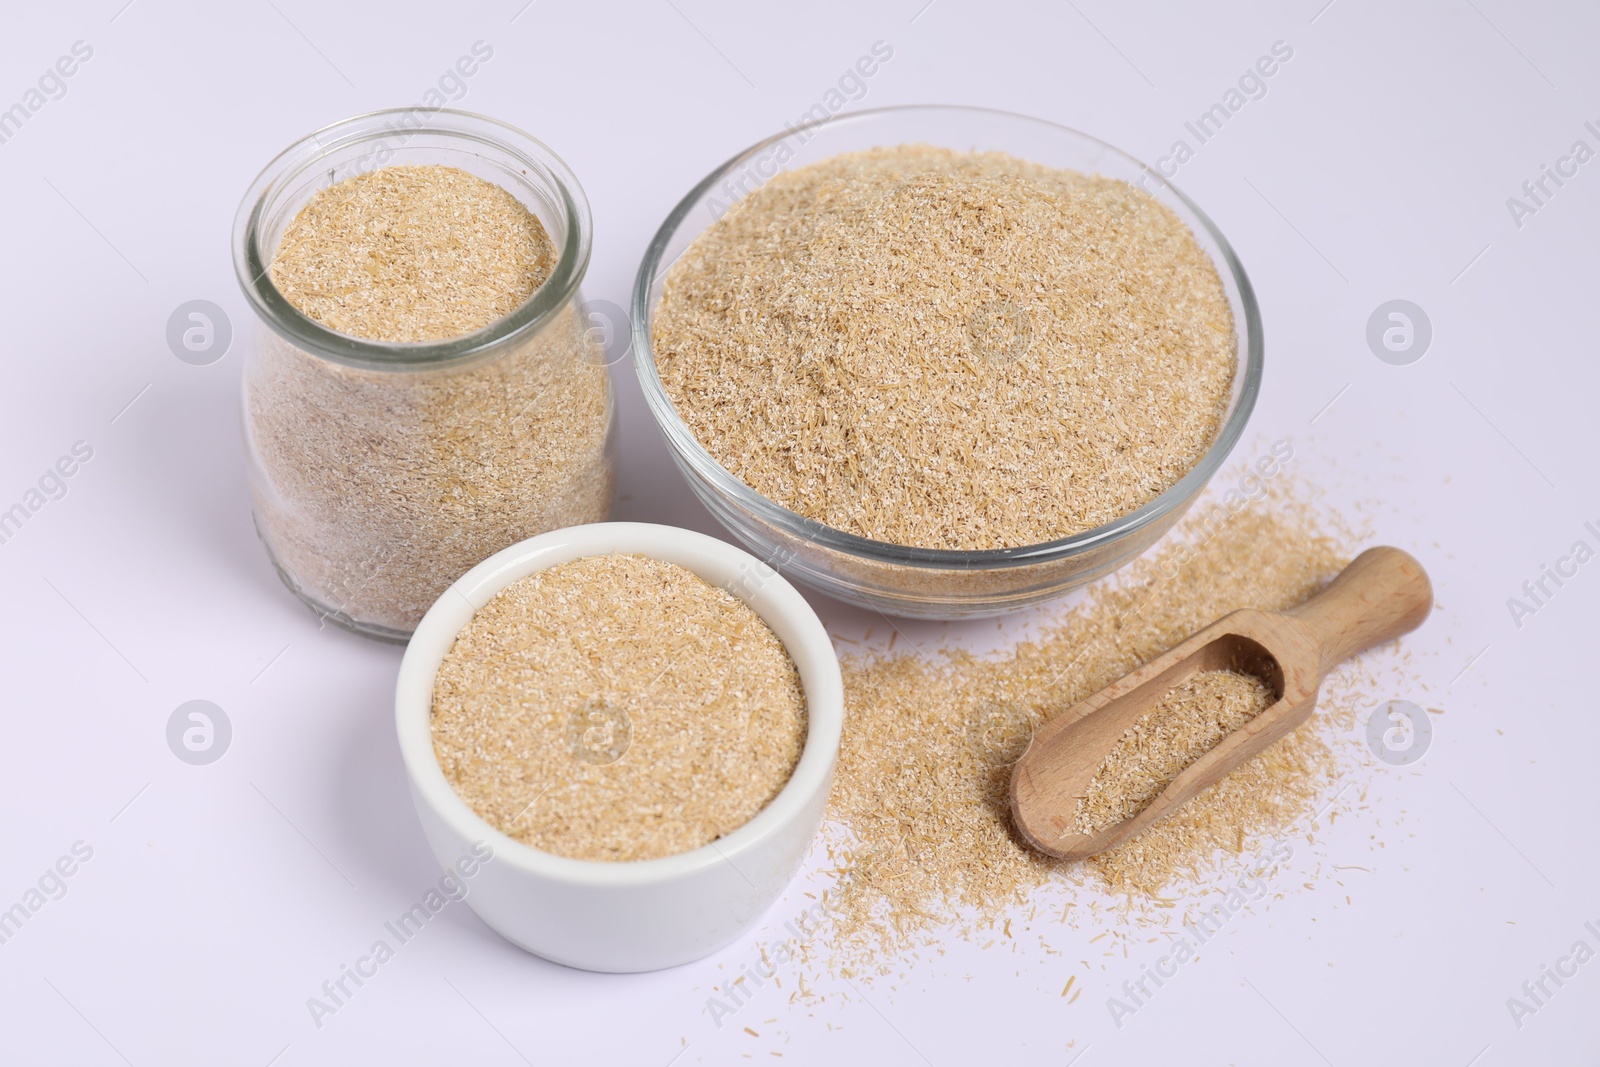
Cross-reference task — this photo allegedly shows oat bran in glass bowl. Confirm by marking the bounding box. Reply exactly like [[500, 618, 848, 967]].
[[632, 105, 1262, 619]]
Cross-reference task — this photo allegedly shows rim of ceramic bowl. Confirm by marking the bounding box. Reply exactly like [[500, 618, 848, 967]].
[[395, 522, 843, 888], [631, 103, 1262, 571]]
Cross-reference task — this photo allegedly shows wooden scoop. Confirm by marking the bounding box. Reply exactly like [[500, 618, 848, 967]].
[[1009, 546, 1433, 860]]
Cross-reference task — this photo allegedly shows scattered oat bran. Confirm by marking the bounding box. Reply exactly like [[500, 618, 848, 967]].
[[653, 145, 1236, 550], [430, 554, 807, 862], [248, 164, 613, 634], [820, 485, 1384, 963], [1073, 669, 1276, 835]]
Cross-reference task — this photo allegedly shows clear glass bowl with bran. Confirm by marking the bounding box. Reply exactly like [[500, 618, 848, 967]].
[[633, 105, 1261, 618]]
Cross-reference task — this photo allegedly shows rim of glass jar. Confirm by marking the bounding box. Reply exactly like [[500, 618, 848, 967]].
[[632, 104, 1263, 572], [233, 108, 592, 370]]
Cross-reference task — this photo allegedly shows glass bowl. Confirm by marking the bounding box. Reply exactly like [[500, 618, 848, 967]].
[[630, 105, 1262, 619]]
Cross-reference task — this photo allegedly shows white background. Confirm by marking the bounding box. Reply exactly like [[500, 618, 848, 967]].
[[1, 1, 1596, 1063]]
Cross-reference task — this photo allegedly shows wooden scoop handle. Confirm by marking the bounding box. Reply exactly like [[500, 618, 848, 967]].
[[1284, 546, 1433, 673]]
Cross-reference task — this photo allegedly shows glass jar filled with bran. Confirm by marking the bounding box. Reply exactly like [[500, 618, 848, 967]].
[[232, 109, 616, 641]]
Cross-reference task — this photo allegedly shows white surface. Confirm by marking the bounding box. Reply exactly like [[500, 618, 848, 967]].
[[395, 522, 843, 972], [0, 1, 1595, 1063]]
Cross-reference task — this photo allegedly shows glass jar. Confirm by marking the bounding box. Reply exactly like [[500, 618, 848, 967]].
[[232, 109, 616, 641]]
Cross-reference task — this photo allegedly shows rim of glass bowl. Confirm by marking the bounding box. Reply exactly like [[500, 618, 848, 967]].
[[631, 104, 1263, 572], [233, 108, 591, 371]]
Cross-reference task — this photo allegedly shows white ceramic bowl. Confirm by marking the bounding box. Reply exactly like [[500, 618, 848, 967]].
[[395, 522, 843, 972]]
